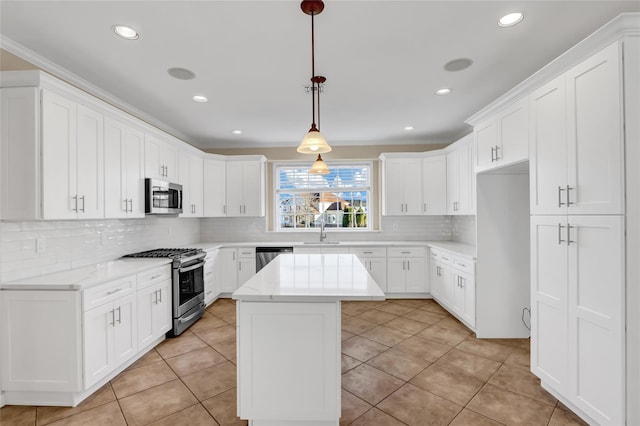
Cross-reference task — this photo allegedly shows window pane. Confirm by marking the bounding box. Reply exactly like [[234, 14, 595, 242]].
[[276, 163, 371, 231]]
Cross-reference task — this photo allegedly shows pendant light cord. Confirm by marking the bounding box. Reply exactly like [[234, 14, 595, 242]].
[[311, 10, 317, 129]]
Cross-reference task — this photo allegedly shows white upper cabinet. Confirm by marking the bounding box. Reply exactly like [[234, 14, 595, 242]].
[[203, 158, 226, 217], [446, 135, 474, 215], [145, 134, 178, 181], [530, 75, 568, 215], [179, 152, 204, 217], [422, 154, 447, 215], [225, 158, 265, 217], [474, 98, 529, 172], [104, 117, 145, 218], [530, 42, 624, 215], [565, 42, 624, 215], [380, 156, 423, 215], [42, 89, 104, 220]]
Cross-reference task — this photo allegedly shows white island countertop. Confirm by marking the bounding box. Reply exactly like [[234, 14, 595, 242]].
[[233, 253, 385, 302]]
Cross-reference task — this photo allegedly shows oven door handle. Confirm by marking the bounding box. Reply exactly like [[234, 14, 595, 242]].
[[178, 261, 205, 273], [178, 304, 205, 323]]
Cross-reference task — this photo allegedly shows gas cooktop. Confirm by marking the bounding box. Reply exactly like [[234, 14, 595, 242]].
[[123, 248, 203, 260]]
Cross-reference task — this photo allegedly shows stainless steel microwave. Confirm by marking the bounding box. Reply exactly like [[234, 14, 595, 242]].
[[145, 178, 183, 214]]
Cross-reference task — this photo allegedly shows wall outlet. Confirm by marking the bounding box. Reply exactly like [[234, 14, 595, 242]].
[[36, 237, 46, 253]]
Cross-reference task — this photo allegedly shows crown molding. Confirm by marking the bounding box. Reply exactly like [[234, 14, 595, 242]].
[[466, 12, 640, 126], [0, 34, 197, 146]]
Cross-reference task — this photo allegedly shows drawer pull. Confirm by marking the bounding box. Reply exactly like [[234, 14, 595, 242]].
[[362, 251, 373, 254], [401, 251, 411, 254], [149, 274, 162, 281], [107, 288, 123, 295]]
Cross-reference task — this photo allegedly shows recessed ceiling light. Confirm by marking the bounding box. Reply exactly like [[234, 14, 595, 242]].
[[112, 25, 139, 40], [193, 95, 208, 103], [444, 58, 473, 72], [435, 88, 452, 96], [168, 67, 196, 80], [404, 126, 414, 131], [498, 12, 524, 27], [232, 130, 242, 135]]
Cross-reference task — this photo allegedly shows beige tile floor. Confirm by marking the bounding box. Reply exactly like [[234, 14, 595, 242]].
[[0, 298, 588, 426]]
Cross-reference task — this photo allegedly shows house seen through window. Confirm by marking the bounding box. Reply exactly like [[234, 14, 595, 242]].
[[275, 162, 371, 231]]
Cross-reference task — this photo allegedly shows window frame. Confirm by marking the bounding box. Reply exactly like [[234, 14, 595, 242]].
[[273, 160, 374, 232]]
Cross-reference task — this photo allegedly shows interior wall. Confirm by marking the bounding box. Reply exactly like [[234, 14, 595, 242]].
[[0, 49, 39, 71]]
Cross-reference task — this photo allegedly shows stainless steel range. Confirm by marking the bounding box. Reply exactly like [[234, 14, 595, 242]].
[[124, 248, 206, 336]]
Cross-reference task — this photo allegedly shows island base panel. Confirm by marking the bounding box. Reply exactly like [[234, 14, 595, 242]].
[[237, 301, 341, 424]]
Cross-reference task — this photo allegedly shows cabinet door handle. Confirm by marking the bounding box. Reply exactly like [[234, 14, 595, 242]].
[[239, 261, 242, 271], [407, 261, 410, 271], [80, 195, 85, 213], [567, 224, 575, 245], [153, 289, 158, 304], [490, 146, 495, 162], [158, 289, 162, 303], [130, 199, 134, 212], [108, 309, 115, 326], [400, 203, 404, 213], [240, 205, 242, 214], [116, 306, 122, 324], [72, 195, 78, 212], [223, 205, 227, 214], [423, 203, 426, 213], [566, 185, 574, 206], [558, 186, 566, 207], [402, 261, 405, 270], [123, 199, 128, 212], [558, 223, 566, 245], [494, 145, 500, 161]]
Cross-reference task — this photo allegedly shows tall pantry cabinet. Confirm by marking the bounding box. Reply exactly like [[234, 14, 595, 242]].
[[530, 39, 632, 425]]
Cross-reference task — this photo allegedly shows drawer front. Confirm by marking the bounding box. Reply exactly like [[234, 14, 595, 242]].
[[237, 248, 256, 258], [387, 247, 426, 258], [430, 248, 442, 261], [83, 275, 136, 311], [453, 257, 475, 275], [438, 251, 453, 264], [137, 265, 172, 290], [350, 247, 387, 258]]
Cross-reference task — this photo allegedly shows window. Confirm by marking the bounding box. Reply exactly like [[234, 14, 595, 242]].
[[275, 162, 372, 231]]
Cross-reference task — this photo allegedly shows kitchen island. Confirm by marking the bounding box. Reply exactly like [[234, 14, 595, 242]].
[[232, 253, 385, 426]]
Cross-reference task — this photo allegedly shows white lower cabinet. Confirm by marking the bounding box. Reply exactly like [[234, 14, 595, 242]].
[[84, 292, 137, 389], [0, 265, 172, 406], [204, 248, 221, 305], [217, 248, 257, 293], [531, 215, 624, 425], [350, 247, 387, 292], [136, 266, 172, 350], [386, 247, 427, 294], [430, 248, 476, 329]]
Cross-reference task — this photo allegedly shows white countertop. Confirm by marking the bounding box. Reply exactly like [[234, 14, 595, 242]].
[[233, 253, 386, 302], [425, 241, 476, 259], [0, 258, 171, 291]]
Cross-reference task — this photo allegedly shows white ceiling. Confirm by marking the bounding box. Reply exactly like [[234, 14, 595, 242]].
[[1, 1, 638, 150]]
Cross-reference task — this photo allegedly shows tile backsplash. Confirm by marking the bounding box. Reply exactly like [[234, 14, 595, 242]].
[[1, 214, 474, 282], [200, 215, 453, 243], [0, 218, 200, 282], [451, 215, 476, 245]]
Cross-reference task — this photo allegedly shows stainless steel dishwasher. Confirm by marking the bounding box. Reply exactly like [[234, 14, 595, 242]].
[[256, 247, 294, 272]]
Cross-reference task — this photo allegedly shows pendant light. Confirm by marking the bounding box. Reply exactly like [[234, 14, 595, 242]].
[[309, 154, 330, 174], [297, 0, 331, 155]]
